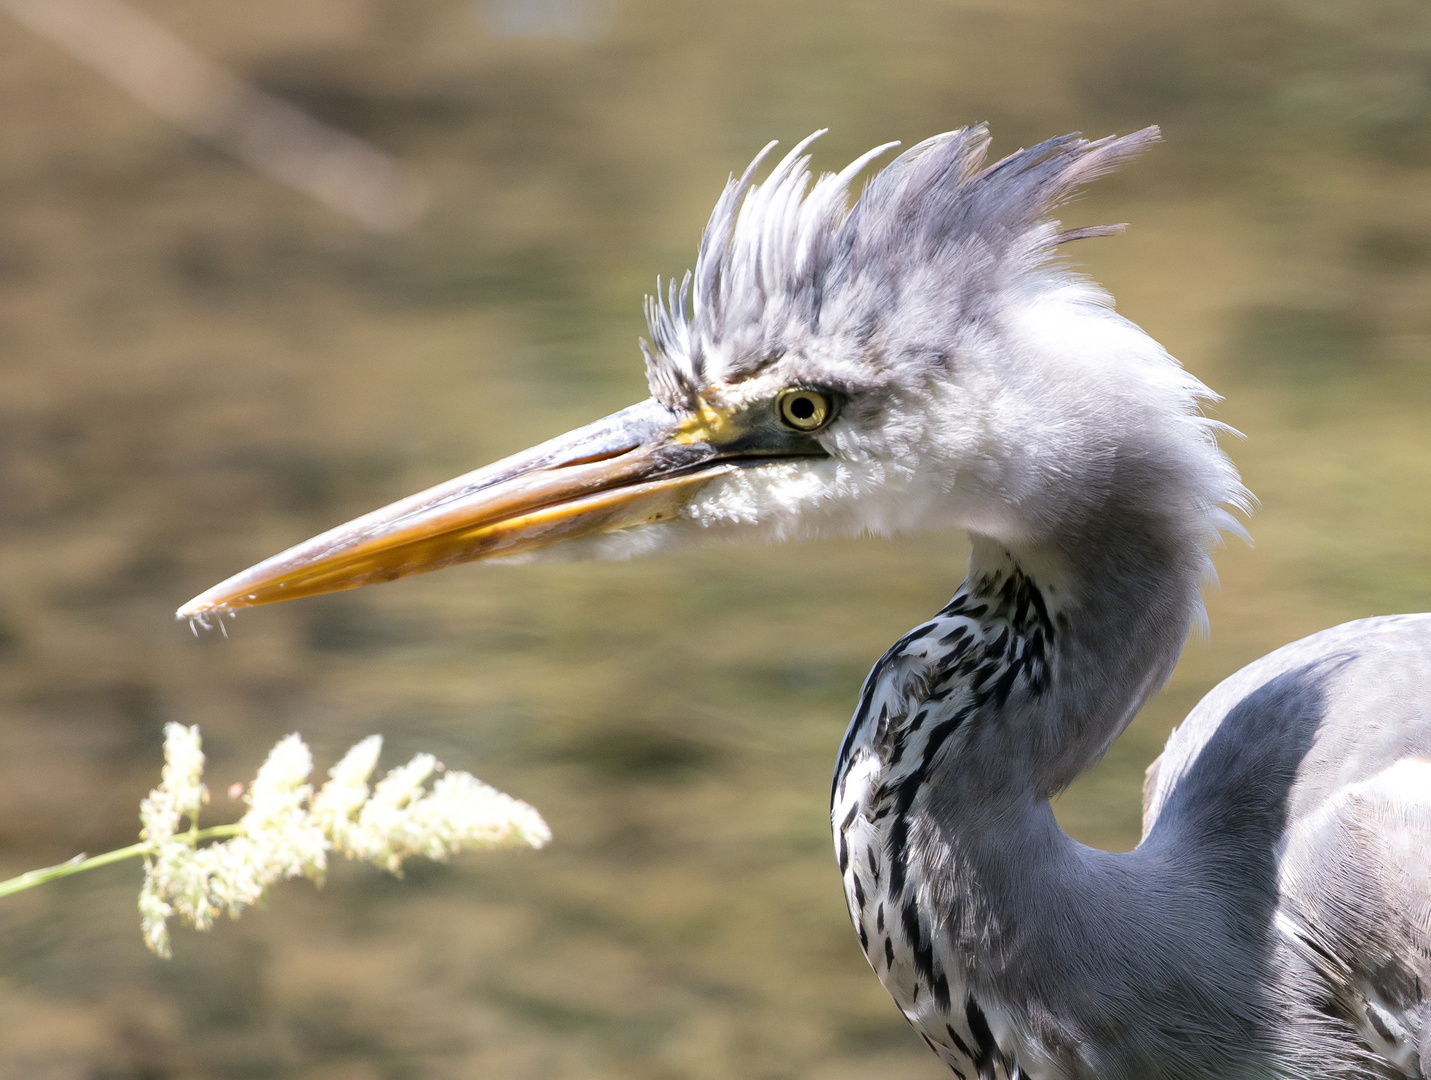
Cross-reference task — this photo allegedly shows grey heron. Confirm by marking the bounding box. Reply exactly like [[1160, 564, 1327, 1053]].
[[179, 126, 1431, 1079]]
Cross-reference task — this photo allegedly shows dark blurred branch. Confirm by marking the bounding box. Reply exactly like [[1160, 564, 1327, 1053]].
[[3, 0, 429, 232]]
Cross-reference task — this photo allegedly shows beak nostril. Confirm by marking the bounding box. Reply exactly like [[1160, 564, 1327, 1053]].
[[551, 445, 640, 469]]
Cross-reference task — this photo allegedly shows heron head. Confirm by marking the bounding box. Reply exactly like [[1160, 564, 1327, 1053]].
[[179, 124, 1236, 621]]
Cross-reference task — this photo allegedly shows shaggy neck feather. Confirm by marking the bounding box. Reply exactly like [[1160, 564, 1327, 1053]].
[[911, 455, 1269, 1072]]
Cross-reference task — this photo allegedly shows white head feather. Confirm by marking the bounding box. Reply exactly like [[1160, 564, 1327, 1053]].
[[634, 127, 1249, 581]]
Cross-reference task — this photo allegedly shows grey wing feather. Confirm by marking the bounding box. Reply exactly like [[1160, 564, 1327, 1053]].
[[1279, 757, 1431, 1075], [1141, 751, 1162, 841], [1144, 613, 1431, 1076]]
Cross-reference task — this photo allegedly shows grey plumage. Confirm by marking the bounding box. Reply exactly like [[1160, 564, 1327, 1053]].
[[644, 126, 1157, 410], [636, 127, 1431, 1079], [181, 125, 1431, 1079], [1144, 616, 1431, 1078]]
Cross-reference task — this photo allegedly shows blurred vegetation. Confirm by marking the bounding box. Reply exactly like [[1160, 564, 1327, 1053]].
[[0, 0, 1427, 1077]]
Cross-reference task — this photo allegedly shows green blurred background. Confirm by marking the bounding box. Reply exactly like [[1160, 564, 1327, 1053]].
[[0, 0, 1428, 1076]]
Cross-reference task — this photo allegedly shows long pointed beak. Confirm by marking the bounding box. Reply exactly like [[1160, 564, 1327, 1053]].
[[177, 396, 825, 619]]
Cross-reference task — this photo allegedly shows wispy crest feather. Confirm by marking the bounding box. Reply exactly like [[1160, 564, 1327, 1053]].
[[643, 125, 1162, 407]]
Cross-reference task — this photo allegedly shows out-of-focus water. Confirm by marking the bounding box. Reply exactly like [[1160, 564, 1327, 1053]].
[[0, 1, 1428, 1076]]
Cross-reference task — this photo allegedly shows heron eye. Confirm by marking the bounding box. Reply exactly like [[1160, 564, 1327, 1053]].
[[777, 388, 834, 432]]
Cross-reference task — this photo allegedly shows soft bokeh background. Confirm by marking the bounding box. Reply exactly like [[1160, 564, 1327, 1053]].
[[0, 0, 1428, 1076]]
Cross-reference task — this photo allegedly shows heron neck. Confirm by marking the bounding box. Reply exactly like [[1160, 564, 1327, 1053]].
[[930, 791, 1288, 1077], [953, 512, 1205, 801], [901, 520, 1247, 1062], [831, 480, 1266, 1067]]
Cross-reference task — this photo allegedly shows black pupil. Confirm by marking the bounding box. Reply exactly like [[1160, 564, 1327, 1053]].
[[789, 396, 817, 420]]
